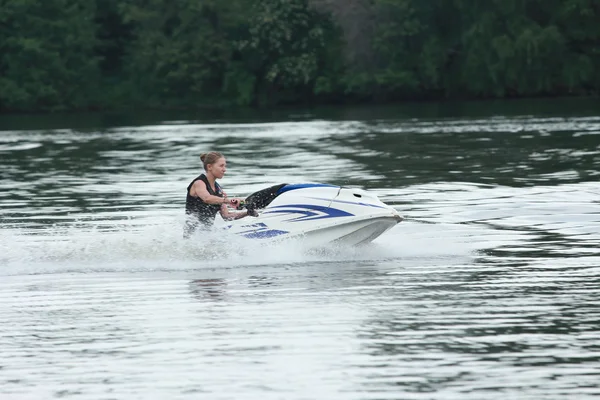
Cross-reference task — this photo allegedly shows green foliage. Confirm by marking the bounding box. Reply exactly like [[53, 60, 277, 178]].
[[0, 0, 599, 112], [222, 63, 256, 106], [369, 0, 426, 98], [457, 2, 568, 97], [0, 0, 99, 111], [119, 0, 245, 107], [238, 0, 340, 105], [362, 0, 600, 100]]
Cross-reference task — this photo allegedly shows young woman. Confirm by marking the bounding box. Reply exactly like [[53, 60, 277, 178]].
[[184, 151, 249, 238]]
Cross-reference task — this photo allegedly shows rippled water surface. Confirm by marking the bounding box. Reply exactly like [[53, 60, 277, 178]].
[[1, 100, 600, 399]]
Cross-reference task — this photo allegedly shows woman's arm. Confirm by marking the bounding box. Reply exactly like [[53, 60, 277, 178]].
[[220, 207, 248, 220], [219, 197, 247, 220], [191, 180, 228, 205]]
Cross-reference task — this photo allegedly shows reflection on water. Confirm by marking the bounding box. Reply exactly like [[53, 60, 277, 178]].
[[1, 100, 600, 399], [189, 278, 228, 301]]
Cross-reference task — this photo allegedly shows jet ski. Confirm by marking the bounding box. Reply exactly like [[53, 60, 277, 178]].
[[224, 183, 403, 246]]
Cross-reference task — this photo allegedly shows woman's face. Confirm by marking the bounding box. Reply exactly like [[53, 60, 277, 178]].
[[208, 157, 227, 178]]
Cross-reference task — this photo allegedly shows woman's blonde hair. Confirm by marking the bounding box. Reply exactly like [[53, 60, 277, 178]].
[[200, 151, 224, 170]]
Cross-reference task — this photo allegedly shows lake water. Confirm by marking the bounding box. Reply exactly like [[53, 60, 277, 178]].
[[1, 99, 600, 399]]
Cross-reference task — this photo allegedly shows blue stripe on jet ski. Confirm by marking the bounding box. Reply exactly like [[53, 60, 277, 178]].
[[277, 183, 339, 194], [228, 222, 289, 239], [263, 204, 353, 222], [243, 229, 289, 239]]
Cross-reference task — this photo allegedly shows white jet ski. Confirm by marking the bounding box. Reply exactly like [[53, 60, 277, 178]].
[[224, 183, 402, 247]]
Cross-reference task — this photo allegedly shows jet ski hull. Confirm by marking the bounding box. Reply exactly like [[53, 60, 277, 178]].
[[303, 215, 402, 247], [222, 184, 403, 247]]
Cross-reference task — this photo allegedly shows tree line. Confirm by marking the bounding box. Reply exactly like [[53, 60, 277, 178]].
[[1, 0, 598, 112]]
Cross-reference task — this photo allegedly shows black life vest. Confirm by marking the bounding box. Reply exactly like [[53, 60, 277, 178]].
[[185, 174, 223, 226]]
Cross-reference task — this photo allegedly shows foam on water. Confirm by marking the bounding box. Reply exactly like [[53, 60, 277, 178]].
[[0, 213, 479, 277]]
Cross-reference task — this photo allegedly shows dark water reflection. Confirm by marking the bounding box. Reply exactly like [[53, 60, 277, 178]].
[[318, 118, 600, 188]]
